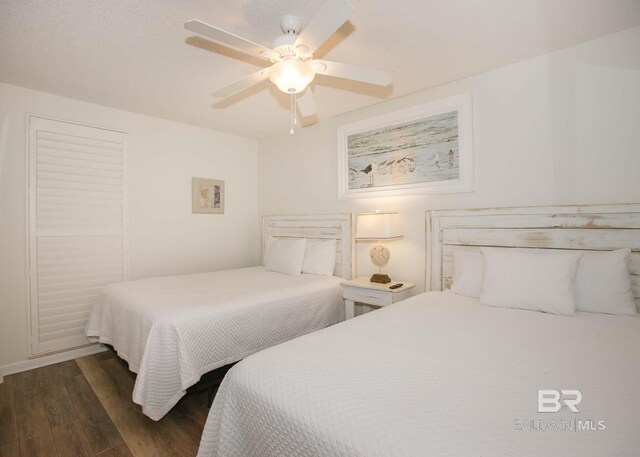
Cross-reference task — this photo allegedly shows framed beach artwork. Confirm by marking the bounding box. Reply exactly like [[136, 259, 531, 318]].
[[192, 177, 225, 214], [337, 93, 473, 199]]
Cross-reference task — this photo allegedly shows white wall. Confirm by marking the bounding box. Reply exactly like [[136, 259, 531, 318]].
[[0, 83, 259, 367], [257, 26, 640, 294]]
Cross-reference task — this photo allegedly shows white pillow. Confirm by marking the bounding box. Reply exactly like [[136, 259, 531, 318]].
[[264, 238, 307, 276], [450, 250, 483, 298], [302, 239, 337, 276], [575, 248, 636, 315], [480, 247, 582, 316]]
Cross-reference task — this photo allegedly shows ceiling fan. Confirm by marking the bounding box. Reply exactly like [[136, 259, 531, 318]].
[[185, 0, 393, 132]]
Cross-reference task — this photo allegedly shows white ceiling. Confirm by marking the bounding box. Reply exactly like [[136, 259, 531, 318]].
[[2, 0, 640, 139]]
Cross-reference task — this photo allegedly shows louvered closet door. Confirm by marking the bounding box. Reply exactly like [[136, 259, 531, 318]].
[[28, 116, 128, 356]]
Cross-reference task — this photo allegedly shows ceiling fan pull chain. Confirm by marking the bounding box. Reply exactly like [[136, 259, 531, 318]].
[[293, 94, 298, 126], [289, 94, 295, 135]]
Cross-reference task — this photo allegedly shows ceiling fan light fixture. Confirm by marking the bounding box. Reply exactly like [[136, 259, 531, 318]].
[[268, 60, 315, 94], [186, 0, 393, 129]]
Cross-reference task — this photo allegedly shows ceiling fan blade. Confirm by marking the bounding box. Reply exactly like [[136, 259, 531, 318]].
[[295, 0, 354, 55], [185, 20, 276, 61], [312, 59, 393, 86], [212, 69, 270, 98], [296, 89, 318, 117]]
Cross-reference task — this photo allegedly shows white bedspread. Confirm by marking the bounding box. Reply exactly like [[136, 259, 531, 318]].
[[85, 266, 343, 420], [198, 291, 640, 457]]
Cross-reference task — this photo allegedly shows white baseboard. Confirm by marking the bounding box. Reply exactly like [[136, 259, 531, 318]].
[[0, 344, 108, 380]]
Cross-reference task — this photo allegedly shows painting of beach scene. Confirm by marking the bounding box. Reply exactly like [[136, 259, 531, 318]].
[[347, 110, 458, 189], [338, 93, 473, 198]]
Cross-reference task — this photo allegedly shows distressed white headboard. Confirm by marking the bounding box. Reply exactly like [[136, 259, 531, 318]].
[[426, 204, 640, 310], [262, 214, 354, 279]]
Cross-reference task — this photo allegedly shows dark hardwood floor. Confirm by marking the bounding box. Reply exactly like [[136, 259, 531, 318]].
[[0, 351, 211, 457]]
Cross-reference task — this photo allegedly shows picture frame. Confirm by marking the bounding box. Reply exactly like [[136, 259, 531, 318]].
[[337, 93, 473, 199], [192, 177, 225, 214]]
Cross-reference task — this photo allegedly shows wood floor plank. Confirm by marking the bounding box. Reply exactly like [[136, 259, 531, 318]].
[[11, 354, 209, 457], [99, 359, 136, 408], [109, 403, 199, 457], [51, 420, 93, 457], [101, 355, 202, 455], [96, 443, 134, 457], [56, 360, 82, 385], [170, 394, 209, 447], [107, 405, 170, 457], [82, 354, 199, 457], [155, 414, 200, 457], [0, 378, 18, 446], [78, 354, 171, 456], [16, 407, 58, 457], [34, 364, 58, 393], [94, 350, 117, 362], [11, 371, 43, 415], [0, 441, 21, 457], [0, 352, 208, 457], [64, 374, 123, 455], [35, 365, 77, 427], [76, 356, 129, 411]]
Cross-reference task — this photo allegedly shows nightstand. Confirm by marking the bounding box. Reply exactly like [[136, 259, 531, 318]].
[[341, 277, 415, 319]]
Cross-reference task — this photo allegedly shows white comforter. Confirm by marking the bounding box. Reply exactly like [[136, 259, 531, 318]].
[[85, 266, 343, 420], [198, 291, 640, 457]]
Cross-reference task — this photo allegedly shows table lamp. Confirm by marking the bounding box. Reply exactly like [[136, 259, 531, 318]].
[[356, 212, 402, 284]]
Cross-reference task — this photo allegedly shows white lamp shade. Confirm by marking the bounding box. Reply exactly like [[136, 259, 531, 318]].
[[268, 60, 316, 94], [356, 213, 402, 240]]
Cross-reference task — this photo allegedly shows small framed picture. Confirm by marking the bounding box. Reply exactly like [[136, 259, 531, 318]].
[[192, 177, 224, 214]]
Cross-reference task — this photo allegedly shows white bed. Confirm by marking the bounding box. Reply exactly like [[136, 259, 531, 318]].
[[197, 204, 640, 457], [85, 214, 353, 420]]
